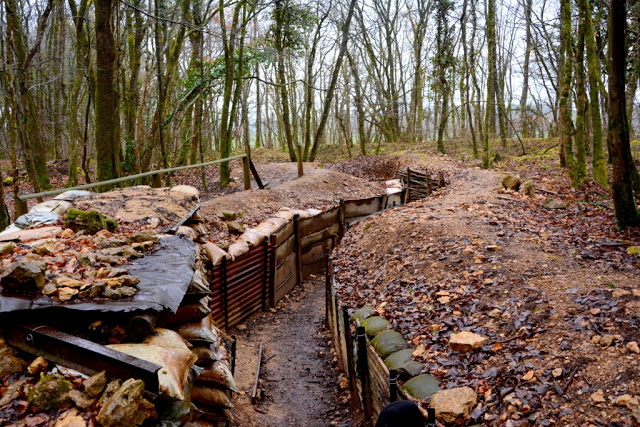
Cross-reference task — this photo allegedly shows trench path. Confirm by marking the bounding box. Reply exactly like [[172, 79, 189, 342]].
[[229, 277, 354, 426]]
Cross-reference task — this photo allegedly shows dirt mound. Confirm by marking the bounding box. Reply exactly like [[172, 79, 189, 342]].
[[328, 156, 402, 181], [198, 166, 385, 244], [333, 157, 640, 426]]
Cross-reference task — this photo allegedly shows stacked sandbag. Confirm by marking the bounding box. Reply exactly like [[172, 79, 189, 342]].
[[174, 314, 235, 424]]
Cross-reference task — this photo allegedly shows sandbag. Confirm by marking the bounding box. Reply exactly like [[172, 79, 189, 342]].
[[159, 297, 212, 327], [350, 306, 373, 323], [107, 343, 197, 401], [291, 209, 310, 219], [196, 361, 236, 391], [306, 208, 322, 217], [202, 243, 229, 266], [371, 330, 408, 358], [187, 222, 207, 236], [227, 239, 249, 259], [274, 210, 295, 222], [192, 385, 232, 409], [362, 316, 390, 338], [400, 374, 440, 400], [263, 217, 288, 229], [54, 190, 92, 201], [192, 346, 221, 365], [143, 328, 192, 351], [177, 226, 198, 240], [396, 361, 425, 379], [384, 348, 414, 370], [175, 315, 220, 345], [186, 270, 210, 296], [239, 229, 265, 248], [195, 404, 233, 422], [30, 200, 72, 215], [253, 220, 282, 237], [170, 185, 200, 200], [15, 212, 61, 229]]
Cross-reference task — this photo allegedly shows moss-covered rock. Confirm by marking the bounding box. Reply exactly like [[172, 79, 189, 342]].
[[28, 374, 73, 411], [64, 209, 118, 234], [3, 176, 13, 186], [502, 175, 521, 191]]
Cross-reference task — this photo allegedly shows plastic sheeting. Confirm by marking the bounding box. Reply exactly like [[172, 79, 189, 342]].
[[0, 235, 196, 315]]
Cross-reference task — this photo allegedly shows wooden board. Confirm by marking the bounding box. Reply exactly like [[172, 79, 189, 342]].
[[298, 206, 339, 236], [300, 223, 339, 250], [301, 239, 332, 266], [274, 273, 297, 302], [275, 234, 295, 266], [274, 220, 294, 247], [344, 196, 382, 218], [274, 251, 296, 287]]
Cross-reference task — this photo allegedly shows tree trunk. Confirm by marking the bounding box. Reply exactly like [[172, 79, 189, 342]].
[[609, 0, 640, 228], [574, 8, 588, 186], [95, 0, 119, 187], [583, 0, 607, 186]]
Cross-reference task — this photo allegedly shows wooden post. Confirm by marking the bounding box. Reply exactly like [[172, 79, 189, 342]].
[[389, 369, 398, 402], [325, 256, 333, 325], [426, 170, 432, 196], [438, 171, 445, 188], [243, 156, 251, 190], [293, 214, 303, 286], [404, 167, 411, 203], [231, 335, 237, 375], [342, 306, 360, 411], [222, 256, 229, 331], [262, 237, 269, 311], [357, 326, 373, 420], [296, 144, 304, 177], [338, 199, 346, 241], [152, 173, 162, 188], [14, 197, 28, 218], [268, 234, 277, 307]]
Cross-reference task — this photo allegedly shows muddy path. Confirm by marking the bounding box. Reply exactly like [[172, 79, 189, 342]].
[[229, 276, 356, 427]]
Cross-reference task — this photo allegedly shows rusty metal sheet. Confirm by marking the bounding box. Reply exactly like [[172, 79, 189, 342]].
[[0, 235, 196, 315]]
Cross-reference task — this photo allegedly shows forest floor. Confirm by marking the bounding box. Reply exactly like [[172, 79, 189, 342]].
[[333, 151, 640, 426], [3, 143, 640, 425]]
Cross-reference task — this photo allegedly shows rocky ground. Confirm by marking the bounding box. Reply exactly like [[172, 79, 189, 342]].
[[333, 153, 640, 426]]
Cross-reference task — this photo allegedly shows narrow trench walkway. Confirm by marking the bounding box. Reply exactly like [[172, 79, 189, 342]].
[[229, 276, 355, 427]]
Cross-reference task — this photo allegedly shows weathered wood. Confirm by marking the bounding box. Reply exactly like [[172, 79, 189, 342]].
[[243, 156, 251, 190], [274, 251, 296, 287], [274, 220, 294, 247], [275, 234, 295, 265], [6, 324, 161, 394], [274, 273, 297, 302], [342, 306, 360, 410], [298, 206, 339, 236], [251, 342, 263, 404], [294, 214, 303, 286], [357, 326, 373, 420], [300, 223, 340, 249], [344, 196, 382, 218], [269, 234, 277, 307]]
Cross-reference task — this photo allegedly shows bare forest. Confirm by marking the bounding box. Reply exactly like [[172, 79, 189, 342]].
[[0, 0, 639, 228]]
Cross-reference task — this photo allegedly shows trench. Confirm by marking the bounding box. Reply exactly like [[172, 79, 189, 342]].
[[229, 276, 353, 427]]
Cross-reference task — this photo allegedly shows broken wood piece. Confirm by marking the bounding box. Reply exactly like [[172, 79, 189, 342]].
[[251, 342, 264, 404]]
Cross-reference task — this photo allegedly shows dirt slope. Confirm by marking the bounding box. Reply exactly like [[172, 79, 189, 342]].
[[333, 154, 640, 426], [198, 165, 385, 244]]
